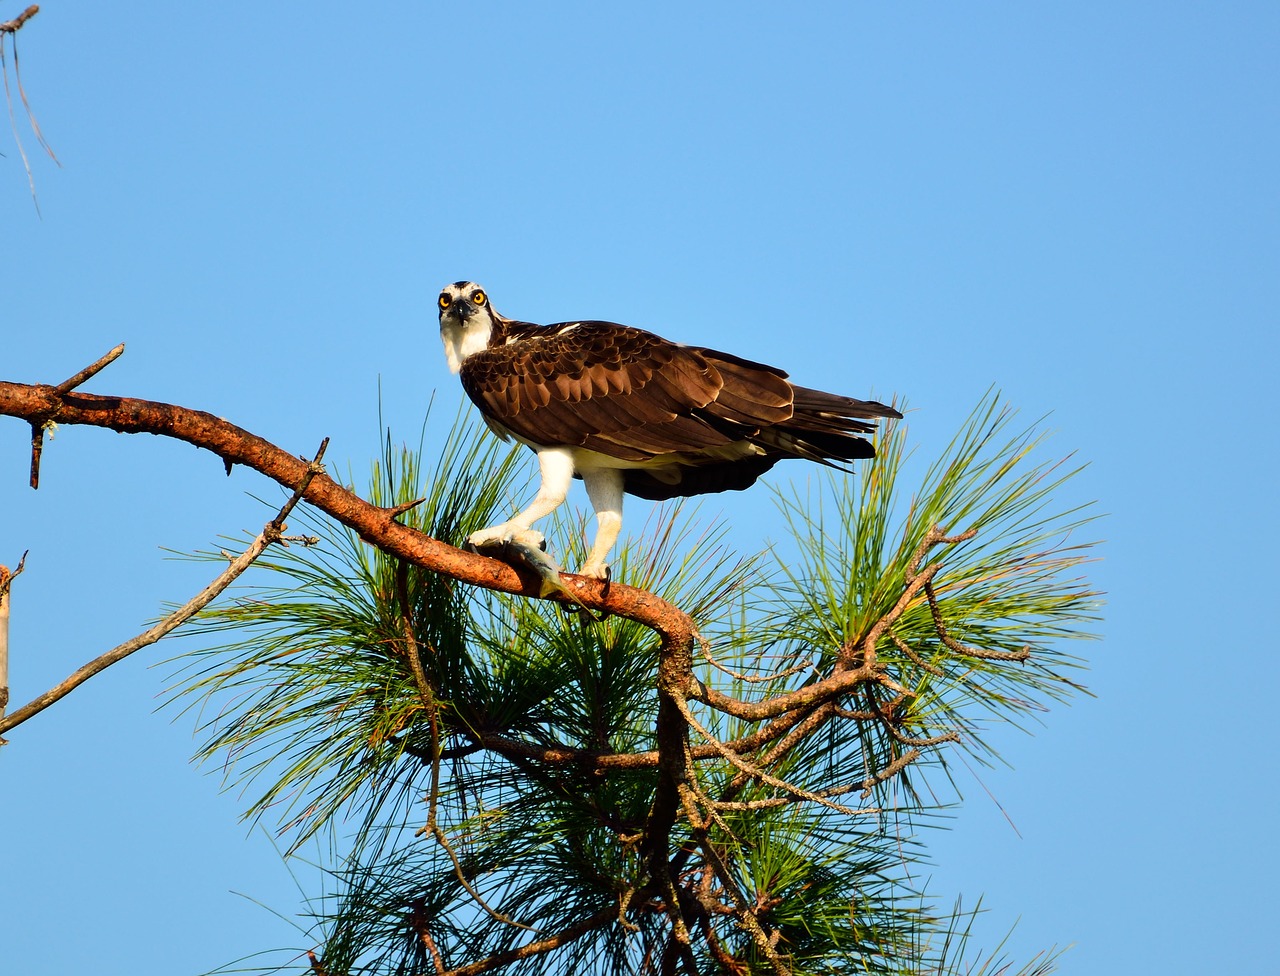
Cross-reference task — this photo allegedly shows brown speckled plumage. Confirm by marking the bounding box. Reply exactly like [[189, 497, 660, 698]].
[[438, 281, 900, 577], [458, 316, 898, 499]]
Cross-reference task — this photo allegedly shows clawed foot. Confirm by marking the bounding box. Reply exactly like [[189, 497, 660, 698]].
[[466, 523, 546, 553], [469, 528, 567, 599], [577, 560, 611, 582], [466, 524, 608, 615]]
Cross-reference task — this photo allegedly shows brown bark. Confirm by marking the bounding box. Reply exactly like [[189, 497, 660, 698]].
[[0, 377, 695, 645]]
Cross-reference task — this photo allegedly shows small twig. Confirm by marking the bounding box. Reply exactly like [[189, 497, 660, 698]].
[[923, 578, 1031, 662], [677, 782, 791, 976], [713, 792, 878, 814], [616, 887, 641, 933], [849, 524, 979, 670], [0, 442, 326, 739], [395, 560, 434, 708], [698, 632, 814, 685], [385, 496, 427, 520], [0, 5, 39, 34], [2, 6, 49, 211], [0, 551, 27, 596], [12, 21, 57, 164], [867, 691, 961, 748], [718, 738, 922, 812], [887, 629, 945, 676], [421, 926, 446, 976], [395, 561, 507, 929], [409, 899, 447, 976], [56, 343, 125, 393], [673, 692, 863, 817], [1, 552, 29, 724], [906, 525, 978, 581], [394, 563, 497, 932], [27, 421, 43, 489], [278, 534, 321, 546], [861, 748, 923, 796], [417, 819, 533, 932], [28, 345, 126, 489]]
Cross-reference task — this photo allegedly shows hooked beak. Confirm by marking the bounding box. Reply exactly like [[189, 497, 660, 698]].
[[444, 299, 474, 322]]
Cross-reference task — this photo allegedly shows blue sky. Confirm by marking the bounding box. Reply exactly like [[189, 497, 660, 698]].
[[2, 2, 1276, 972]]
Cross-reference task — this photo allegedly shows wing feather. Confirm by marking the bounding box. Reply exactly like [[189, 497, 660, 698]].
[[458, 320, 900, 473], [460, 322, 728, 459]]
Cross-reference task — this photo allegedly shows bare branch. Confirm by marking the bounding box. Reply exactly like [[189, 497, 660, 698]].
[[0, 5, 39, 34], [698, 632, 814, 684], [409, 900, 447, 976], [0, 441, 328, 739], [55, 343, 125, 394], [0, 377, 697, 648], [27, 421, 43, 489], [906, 525, 979, 580], [395, 559, 434, 709], [386, 496, 427, 519], [887, 628, 945, 676], [923, 577, 1031, 662], [0, 552, 28, 723], [394, 559, 528, 932], [419, 818, 534, 932], [28, 344, 126, 488], [1, 6, 47, 211], [678, 781, 791, 976], [694, 662, 879, 721]]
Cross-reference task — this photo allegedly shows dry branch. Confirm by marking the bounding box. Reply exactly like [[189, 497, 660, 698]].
[[0, 552, 28, 723], [0, 5, 38, 35], [0, 373, 694, 645], [0, 441, 328, 739]]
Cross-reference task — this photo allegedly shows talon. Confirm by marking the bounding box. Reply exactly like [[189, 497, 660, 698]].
[[467, 522, 521, 551], [578, 560, 610, 581], [511, 527, 547, 551]]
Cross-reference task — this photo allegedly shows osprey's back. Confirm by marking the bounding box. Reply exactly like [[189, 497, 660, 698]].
[[438, 280, 899, 578]]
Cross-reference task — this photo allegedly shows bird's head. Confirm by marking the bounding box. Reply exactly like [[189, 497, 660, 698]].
[[438, 280, 497, 373]]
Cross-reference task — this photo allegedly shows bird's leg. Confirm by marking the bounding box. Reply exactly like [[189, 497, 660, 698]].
[[467, 447, 575, 552], [580, 467, 624, 580]]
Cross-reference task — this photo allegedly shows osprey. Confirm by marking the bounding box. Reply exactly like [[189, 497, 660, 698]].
[[439, 281, 900, 580]]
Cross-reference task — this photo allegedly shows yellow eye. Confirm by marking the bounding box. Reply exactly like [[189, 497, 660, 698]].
[[472, 290, 487, 306], [438, 293, 452, 309]]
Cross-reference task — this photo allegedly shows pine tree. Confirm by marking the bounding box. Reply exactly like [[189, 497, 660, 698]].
[[169, 393, 1098, 976]]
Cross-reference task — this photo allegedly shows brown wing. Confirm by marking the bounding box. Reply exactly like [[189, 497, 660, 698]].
[[459, 322, 795, 461]]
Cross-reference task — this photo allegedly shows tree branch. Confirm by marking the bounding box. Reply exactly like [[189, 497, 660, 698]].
[[0, 377, 695, 647], [0, 440, 328, 739], [0, 5, 38, 35], [0, 552, 28, 723], [0, 369, 705, 965]]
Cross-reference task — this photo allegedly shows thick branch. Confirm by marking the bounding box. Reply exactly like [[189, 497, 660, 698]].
[[0, 378, 695, 647]]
